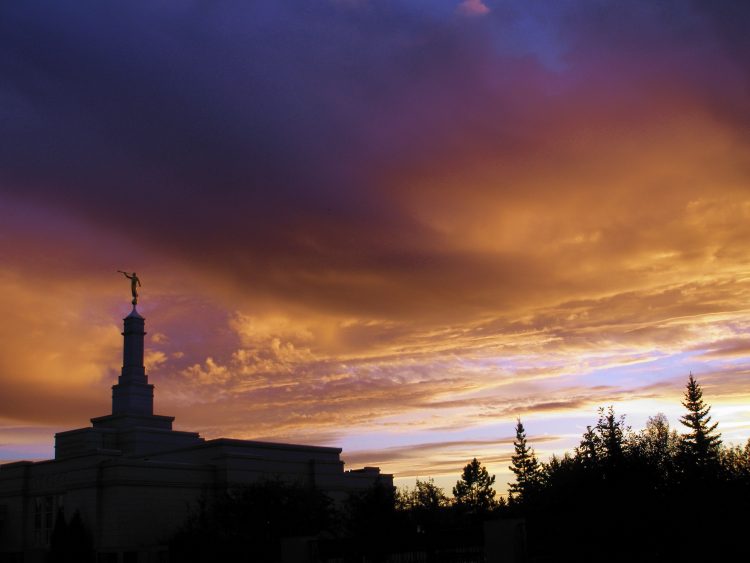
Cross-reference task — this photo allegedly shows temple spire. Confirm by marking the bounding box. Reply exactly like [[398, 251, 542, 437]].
[[121, 306, 146, 382], [111, 278, 154, 416]]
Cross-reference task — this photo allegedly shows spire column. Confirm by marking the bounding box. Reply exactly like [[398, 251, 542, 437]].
[[111, 306, 154, 416], [121, 308, 147, 382]]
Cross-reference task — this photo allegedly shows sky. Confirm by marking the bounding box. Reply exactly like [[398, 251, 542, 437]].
[[2, 0, 750, 494]]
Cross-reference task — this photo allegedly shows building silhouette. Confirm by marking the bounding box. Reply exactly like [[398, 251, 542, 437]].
[[0, 304, 389, 561]]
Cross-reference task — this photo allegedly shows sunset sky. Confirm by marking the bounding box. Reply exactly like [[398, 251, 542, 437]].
[[2, 1, 750, 494]]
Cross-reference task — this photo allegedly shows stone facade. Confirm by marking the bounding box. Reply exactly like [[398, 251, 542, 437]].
[[0, 306, 389, 562]]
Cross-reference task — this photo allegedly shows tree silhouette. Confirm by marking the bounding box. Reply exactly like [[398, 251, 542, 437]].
[[49, 509, 93, 563], [595, 406, 627, 462], [452, 458, 496, 513], [508, 418, 540, 503], [631, 413, 680, 485], [575, 425, 600, 471], [170, 478, 333, 562], [344, 478, 401, 561], [399, 478, 448, 511], [502, 394, 749, 561], [679, 373, 721, 467], [395, 478, 450, 551], [636, 414, 678, 461]]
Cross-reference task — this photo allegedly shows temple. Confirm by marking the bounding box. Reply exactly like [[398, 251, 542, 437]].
[[0, 304, 389, 562]]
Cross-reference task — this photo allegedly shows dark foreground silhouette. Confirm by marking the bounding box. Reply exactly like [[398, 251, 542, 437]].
[[167, 375, 750, 561], [499, 374, 750, 562]]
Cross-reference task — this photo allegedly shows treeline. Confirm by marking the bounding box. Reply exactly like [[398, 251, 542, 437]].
[[169, 374, 750, 562], [398, 373, 750, 561], [500, 373, 750, 562]]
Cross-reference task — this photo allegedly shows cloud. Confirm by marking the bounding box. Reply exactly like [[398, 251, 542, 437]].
[[2, 1, 750, 473], [345, 438, 512, 477], [0, 266, 119, 426], [346, 433, 559, 463], [457, 0, 490, 17], [691, 337, 750, 360]]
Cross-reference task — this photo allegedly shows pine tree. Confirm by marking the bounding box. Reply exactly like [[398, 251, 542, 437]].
[[575, 425, 601, 471], [508, 418, 540, 502], [452, 458, 497, 513], [679, 373, 721, 466], [595, 406, 628, 464]]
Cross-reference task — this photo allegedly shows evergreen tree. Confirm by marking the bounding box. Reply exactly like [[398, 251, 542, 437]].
[[49, 509, 93, 563], [595, 406, 627, 462], [679, 373, 721, 466], [452, 458, 497, 513], [49, 508, 69, 563], [575, 425, 601, 471], [508, 418, 540, 502]]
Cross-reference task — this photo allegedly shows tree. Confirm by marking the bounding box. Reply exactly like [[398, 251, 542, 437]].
[[575, 425, 601, 471], [452, 458, 496, 513], [633, 413, 680, 471], [170, 479, 333, 562], [595, 406, 628, 463], [508, 418, 540, 502], [344, 479, 400, 560], [413, 478, 448, 510], [679, 373, 721, 466], [396, 478, 449, 541], [49, 509, 93, 563], [396, 478, 448, 512]]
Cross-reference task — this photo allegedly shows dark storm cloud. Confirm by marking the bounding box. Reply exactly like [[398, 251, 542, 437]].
[[2, 1, 749, 321], [0, 1, 476, 219], [1, 1, 502, 317]]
